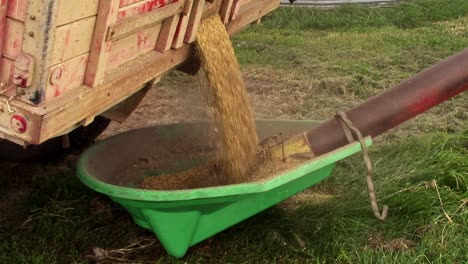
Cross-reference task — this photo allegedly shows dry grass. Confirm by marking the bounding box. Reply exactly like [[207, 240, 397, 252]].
[[244, 67, 468, 144]]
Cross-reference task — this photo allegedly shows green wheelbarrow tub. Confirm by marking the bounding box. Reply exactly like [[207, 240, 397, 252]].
[[77, 120, 371, 258]]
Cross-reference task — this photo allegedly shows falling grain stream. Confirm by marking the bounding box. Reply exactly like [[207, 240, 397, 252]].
[[142, 15, 261, 189], [196, 15, 259, 184]]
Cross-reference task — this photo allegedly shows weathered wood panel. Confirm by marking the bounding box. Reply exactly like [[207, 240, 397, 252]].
[[41, 45, 192, 141], [117, 0, 170, 21], [220, 0, 233, 24], [155, 0, 183, 52], [237, 0, 259, 14], [172, 0, 193, 48], [184, 0, 204, 43], [56, 0, 99, 26], [46, 53, 89, 100], [19, 0, 59, 105], [230, 0, 241, 20], [2, 0, 23, 90], [0, 57, 14, 83], [107, 23, 162, 71], [51, 16, 96, 65], [119, 0, 146, 8], [0, 0, 8, 74], [0, 58, 16, 96], [6, 0, 280, 144], [85, 0, 120, 87], [2, 18, 23, 59], [155, 15, 179, 52], [108, 0, 183, 41], [6, 0, 26, 21], [227, 0, 279, 34]]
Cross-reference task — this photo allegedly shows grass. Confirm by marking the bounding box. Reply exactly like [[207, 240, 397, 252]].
[[234, 3, 468, 92], [263, 0, 468, 31], [1, 1, 468, 263]]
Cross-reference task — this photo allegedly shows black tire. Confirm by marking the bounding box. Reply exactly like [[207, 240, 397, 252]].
[[0, 137, 64, 162], [0, 116, 111, 162], [68, 116, 111, 149]]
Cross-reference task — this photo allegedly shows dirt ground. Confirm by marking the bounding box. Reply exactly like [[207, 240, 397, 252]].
[[101, 70, 358, 138], [101, 73, 209, 137]]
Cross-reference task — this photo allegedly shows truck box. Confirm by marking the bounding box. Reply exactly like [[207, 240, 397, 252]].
[[0, 0, 280, 146]]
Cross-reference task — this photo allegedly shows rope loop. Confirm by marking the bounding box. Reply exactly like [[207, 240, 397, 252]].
[[336, 111, 388, 221]]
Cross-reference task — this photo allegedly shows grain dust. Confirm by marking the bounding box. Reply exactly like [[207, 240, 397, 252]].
[[141, 154, 302, 190], [195, 15, 258, 184], [141, 162, 220, 191]]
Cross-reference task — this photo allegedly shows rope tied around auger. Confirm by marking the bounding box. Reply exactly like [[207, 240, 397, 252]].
[[336, 111, 388, 221]]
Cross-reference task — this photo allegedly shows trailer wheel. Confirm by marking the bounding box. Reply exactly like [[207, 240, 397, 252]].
[[0, 116, 111, 162], [68, 116, 112, 149]]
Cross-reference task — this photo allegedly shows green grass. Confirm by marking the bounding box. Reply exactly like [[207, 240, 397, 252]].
[[263, 0, 468, 31], [1, 1, 468, 263], [233, 0, 468, 99]]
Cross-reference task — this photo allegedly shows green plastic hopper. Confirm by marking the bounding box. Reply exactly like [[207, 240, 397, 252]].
[[77, 120, 371, 258]]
